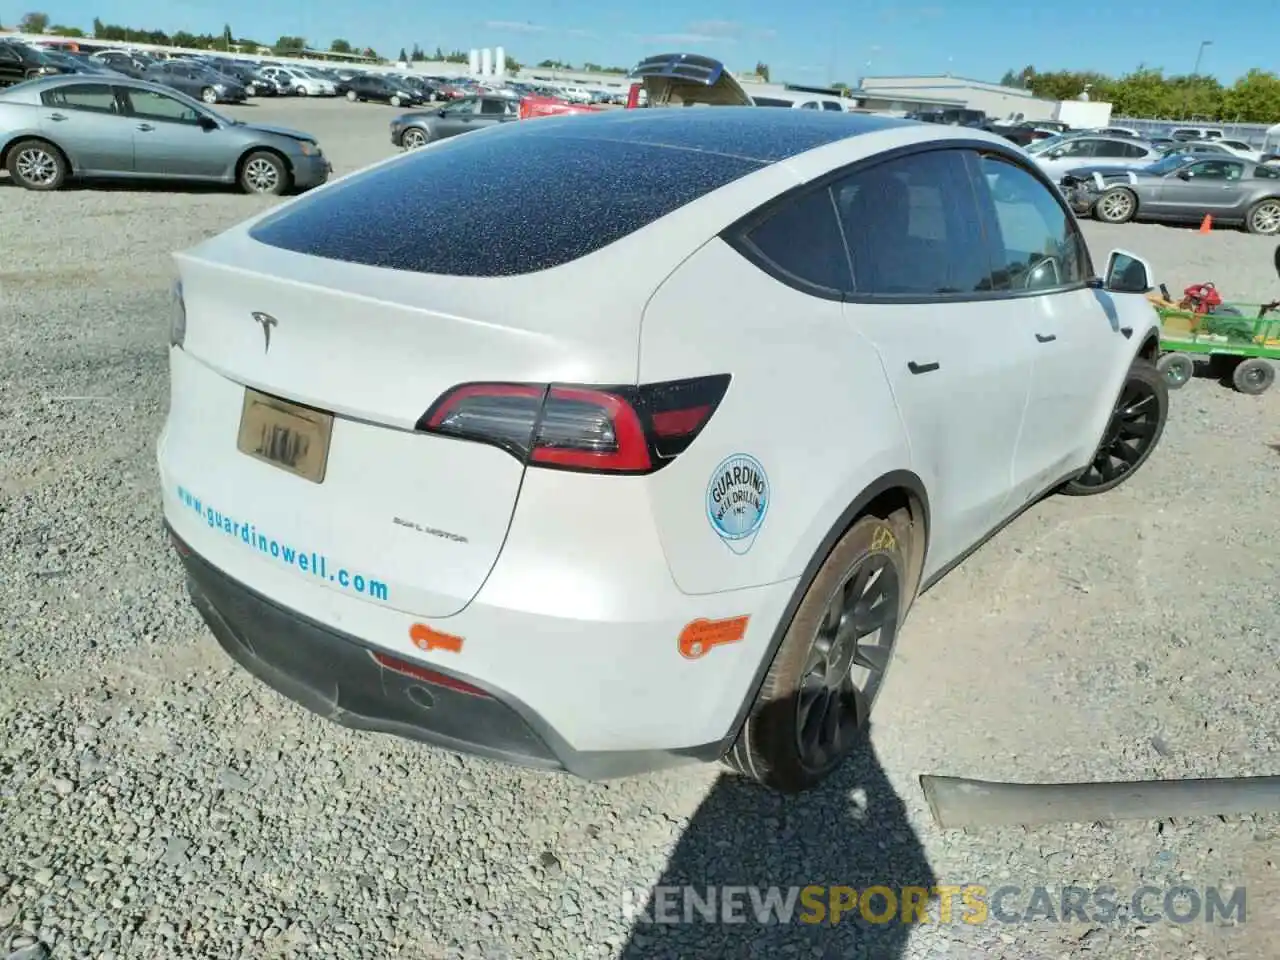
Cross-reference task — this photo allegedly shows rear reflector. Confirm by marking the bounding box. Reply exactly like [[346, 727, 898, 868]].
[[371, 651, 491, 698], [417, 375, 730, 475]]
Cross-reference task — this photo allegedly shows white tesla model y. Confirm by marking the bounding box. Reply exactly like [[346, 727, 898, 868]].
[[158, 107, 1167, 793]]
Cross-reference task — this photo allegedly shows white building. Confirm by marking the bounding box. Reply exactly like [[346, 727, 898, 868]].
[[857, 75, 1065, 122]]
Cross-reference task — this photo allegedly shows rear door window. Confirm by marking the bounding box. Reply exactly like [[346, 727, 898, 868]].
[[833, 149, 993, 297], [41, 82, 118, 114]]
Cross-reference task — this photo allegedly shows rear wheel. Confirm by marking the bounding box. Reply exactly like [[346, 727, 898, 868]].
[[238, 151, 288, 196], [1060, 359, 1167, 496], [1156, 352, 1194, 389], [6, 139, 67, 191], [346, 89, 357, 102], [723, 509, 917, 793], [1094, 187, 1137, 224], [200, 86, 217, 104], [1232, 357, 1275, 394], [296, 85, 308, 96], [390, 95, 403, 107]]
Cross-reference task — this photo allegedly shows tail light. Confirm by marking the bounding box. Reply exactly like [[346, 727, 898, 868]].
[[626, 83, 641, 109], [416, 375, 730, 475]]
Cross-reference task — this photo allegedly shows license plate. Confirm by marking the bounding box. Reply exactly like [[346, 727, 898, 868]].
[[236, 388, 334, 484]]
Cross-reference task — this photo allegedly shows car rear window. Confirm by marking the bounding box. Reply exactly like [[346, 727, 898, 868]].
[[249, 120, 767, 277]]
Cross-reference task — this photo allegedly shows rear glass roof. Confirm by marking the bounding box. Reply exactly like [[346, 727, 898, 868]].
[[249, 106, 910, 278]]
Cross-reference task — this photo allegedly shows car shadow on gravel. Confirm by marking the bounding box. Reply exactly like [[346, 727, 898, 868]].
[[619, 728, 934, 959]]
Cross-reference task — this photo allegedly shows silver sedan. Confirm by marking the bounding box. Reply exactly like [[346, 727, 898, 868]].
[[0, 75, 331, 194]]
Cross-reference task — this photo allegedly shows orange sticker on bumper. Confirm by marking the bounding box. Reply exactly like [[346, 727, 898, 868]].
[[679, 616, 750, 660], [410, 623, 464, 654]]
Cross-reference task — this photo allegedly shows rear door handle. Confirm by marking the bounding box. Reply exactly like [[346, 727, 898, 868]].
[[1035, 333, 1057, 343], [48, 112, 67, 121], [136, 122, 154, 131], [908, 360, 940, 374]]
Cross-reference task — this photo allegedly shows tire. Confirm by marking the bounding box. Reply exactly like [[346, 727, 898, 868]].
[[238, 150, 288, 196], [296, 85, 308, 96], [1232, 357, 1275, 394], [1246, 199, 1280, 235], [402, 127, 429, 150], [346, 89, 357, 102], [723, 508, 918, 794], [1093, 187, 1137, 224], [1156, 352, 1194, 390], [6, 138, 67, 191], [390, 95, 402, 107], [200, 86, 217, 104], [1060, 359, 1167, 496]]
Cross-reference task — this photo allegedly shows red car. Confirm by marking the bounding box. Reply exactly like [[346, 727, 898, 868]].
[[518, 95, 602, 119]]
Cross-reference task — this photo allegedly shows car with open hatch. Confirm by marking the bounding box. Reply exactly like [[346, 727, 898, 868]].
[[158, 107, 1167, 794], [0, 75, 330, 194]]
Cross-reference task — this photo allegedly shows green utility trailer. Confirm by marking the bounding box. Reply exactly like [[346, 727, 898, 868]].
[[1152, 299, 1280, 395]]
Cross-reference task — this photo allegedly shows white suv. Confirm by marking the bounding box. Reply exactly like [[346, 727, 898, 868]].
[[158, 109, 1167, 793]]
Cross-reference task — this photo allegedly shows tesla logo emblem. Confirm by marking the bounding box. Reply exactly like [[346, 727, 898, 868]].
[[251, 312, 277, 353]]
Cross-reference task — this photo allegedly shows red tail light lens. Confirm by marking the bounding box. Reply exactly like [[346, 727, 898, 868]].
[[371, 651, 491, 698], [626, 83, 641, 109], [417, 375, 730, 474]]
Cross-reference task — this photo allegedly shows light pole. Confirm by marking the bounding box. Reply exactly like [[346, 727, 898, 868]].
[[1192, 39, 1212, 76]]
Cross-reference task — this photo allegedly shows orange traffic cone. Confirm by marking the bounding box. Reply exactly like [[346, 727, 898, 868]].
[[1200, 214, 1213, 234]]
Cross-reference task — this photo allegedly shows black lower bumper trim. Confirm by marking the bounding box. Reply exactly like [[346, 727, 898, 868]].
[[166, 523, 730, 780], [176, 537, 562, 770]]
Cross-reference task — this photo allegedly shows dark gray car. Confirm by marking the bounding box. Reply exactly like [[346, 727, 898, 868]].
[[0, 75, 330, 194], [1061, 152, 1280, 235], [390, 95, 517, 149], [142, 60, 247, 104]]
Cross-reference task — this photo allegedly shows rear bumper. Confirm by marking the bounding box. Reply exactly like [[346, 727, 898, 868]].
[[176, 528, 563, 769], [172, 526, 741, 780]]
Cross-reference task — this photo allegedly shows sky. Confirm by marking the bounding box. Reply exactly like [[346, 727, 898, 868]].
[[7, 0, 1280, 86]]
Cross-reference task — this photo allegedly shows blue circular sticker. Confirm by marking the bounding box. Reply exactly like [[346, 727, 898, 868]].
[[706, 454, 769, 542]]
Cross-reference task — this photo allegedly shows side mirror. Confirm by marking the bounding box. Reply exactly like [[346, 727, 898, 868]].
[[198, 115, 218, 131], [1102, 249, 1153, 294]]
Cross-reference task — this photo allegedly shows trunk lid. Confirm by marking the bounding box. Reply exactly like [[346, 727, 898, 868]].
[[628, 52, 754, 108], [167, 238, 640, 618]]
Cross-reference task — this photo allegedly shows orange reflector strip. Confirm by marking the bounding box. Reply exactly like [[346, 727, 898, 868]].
[[410, 623, 464, 654], [679, 616, 750, 660]]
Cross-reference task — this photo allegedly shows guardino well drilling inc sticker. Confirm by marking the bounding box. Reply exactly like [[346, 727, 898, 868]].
[[706, 453, 770, 555]]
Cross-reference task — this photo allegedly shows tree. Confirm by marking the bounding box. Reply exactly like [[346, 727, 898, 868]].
[[92, 16, 104, 36], [222, 23, 233, 49], [330, 38, 352, 53], [434, 45, 444, 60], [47, 24, 83, 36], [410, 43, 424, 61], [755, 61, 770, 82], [18, 11, 49, 33], [1221, 69, 1280, 123], [273, 35, 305, 52], [398, 47, 408, 62], [505, 54, 521, 73]]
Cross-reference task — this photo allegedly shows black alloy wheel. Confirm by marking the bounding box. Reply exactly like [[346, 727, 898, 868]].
[[1062, 361, 1167, 495], [795, 553, 899, 773]]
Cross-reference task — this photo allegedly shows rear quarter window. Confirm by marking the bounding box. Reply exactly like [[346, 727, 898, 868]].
[[250, 120, 765, 277]]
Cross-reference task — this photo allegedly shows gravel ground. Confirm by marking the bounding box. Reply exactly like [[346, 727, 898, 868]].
[[2, 99, 1279, 960]]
